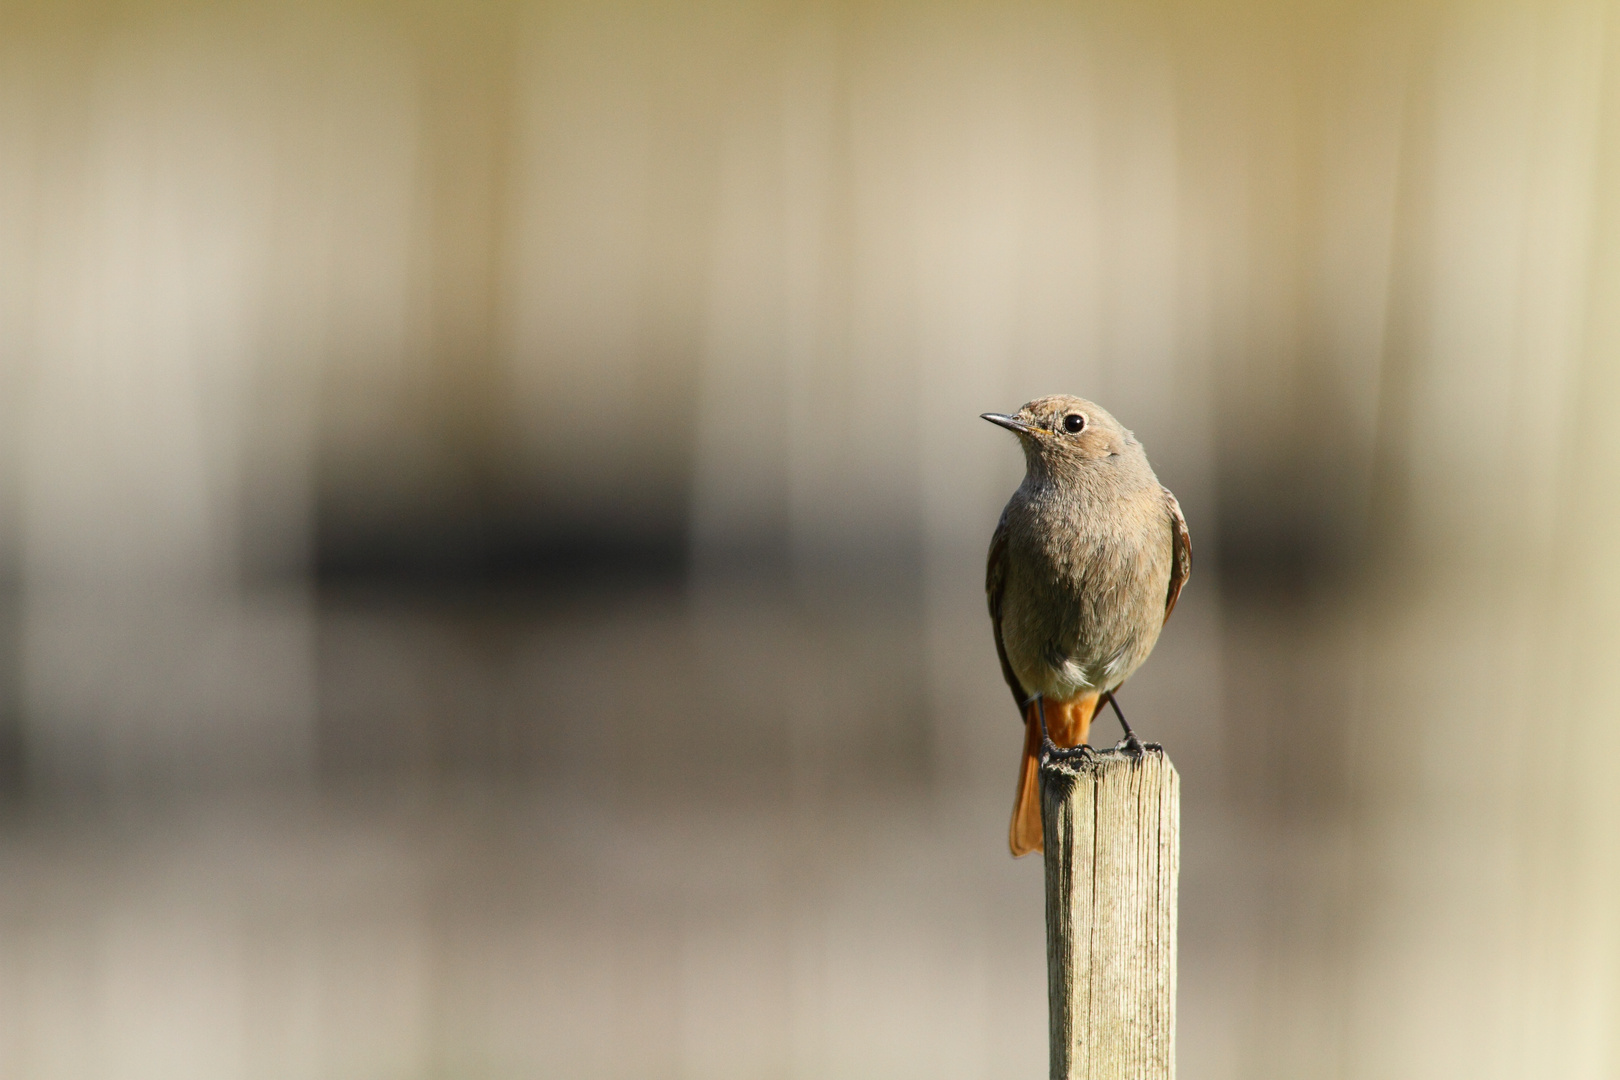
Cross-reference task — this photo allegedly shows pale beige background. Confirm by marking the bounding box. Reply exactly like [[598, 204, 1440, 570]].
[[1, 1, 1618, 1077]]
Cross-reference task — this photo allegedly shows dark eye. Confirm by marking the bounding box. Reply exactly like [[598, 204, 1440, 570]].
[[1062, 413, 1085, 434]]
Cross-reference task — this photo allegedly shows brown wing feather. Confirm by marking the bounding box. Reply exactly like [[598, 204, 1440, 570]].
[[1162, 486, 1192, 621], [985, 509, 1028, 714]]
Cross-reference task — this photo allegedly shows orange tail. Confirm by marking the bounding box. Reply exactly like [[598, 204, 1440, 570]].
[[1009, 693, 1100, 856]]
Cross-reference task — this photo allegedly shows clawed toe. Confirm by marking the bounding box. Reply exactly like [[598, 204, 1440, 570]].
[[1041, 736, 1095, 763]]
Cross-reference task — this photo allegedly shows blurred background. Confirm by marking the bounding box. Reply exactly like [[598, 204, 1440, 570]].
[[2, 0, 1619, 1076]]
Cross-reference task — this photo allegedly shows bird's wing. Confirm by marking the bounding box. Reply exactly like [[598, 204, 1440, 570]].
[[986, 508, 1028, 713], [1163, 486, 1192, 622]]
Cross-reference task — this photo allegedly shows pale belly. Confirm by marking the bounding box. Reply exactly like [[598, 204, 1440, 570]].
[[998, 536, 1170, 702]]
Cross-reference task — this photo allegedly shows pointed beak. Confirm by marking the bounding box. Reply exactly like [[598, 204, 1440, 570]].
[[981, 412, 1034, 434]]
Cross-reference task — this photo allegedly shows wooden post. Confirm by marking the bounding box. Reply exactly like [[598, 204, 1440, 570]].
[[1042, 745, 1179, 1080]]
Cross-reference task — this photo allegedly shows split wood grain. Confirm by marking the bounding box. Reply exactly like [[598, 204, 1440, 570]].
[[1042, 746, 1179, 1080]]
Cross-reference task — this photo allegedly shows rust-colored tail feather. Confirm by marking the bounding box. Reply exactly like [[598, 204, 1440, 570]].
[[1009, 693, 1100, 856]]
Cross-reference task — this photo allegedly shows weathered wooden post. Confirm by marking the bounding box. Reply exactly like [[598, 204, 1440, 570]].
[[1042, 745, 1179, 1080]]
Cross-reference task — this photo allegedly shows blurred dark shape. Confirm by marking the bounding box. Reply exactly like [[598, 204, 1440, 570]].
[[0, 611, 21, 806], [316, 500, 689, 591], [1211, 456, 1367, 595]]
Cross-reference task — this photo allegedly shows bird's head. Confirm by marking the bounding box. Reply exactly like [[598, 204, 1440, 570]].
[[981, 395, 1136, 476]]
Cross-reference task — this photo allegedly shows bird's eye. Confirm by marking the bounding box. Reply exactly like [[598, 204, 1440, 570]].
[[1063, 413, 1085, 434]]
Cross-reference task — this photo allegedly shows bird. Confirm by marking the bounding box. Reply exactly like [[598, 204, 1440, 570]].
[[982, 395, 1190, 857]]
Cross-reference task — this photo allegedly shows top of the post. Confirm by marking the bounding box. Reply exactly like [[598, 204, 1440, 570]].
[[1039, 743, 1175, 782]]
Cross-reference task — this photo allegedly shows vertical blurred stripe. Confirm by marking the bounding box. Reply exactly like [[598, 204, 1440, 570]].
[[1347, 3, 1618, 1078], [1, 13, 420, 792]]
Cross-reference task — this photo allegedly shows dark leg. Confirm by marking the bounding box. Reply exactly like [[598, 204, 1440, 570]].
[[1103, 691, 1156, 756], [1033, 693, 1094, 763]]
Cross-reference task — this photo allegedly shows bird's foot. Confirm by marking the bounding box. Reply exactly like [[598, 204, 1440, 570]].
[[1041, 735, 1096, 763], [1102, 692, 1157, 758], [1110, 735, 1164, 758]]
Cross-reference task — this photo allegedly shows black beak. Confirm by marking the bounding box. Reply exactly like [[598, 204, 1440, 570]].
[[981, 412, 1034, 434]]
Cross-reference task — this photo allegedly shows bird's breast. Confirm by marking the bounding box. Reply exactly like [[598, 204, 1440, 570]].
[[997, 484, 1172, 699]]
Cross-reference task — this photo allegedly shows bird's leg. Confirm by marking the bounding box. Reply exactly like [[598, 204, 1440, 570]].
[[1034, 693, 1055, 756], [1034, 693, 1093, 762], [1103, 691, 1158, 757]]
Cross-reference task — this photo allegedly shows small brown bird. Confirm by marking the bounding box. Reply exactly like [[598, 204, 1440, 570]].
[[983, 395, 1190, 856]]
